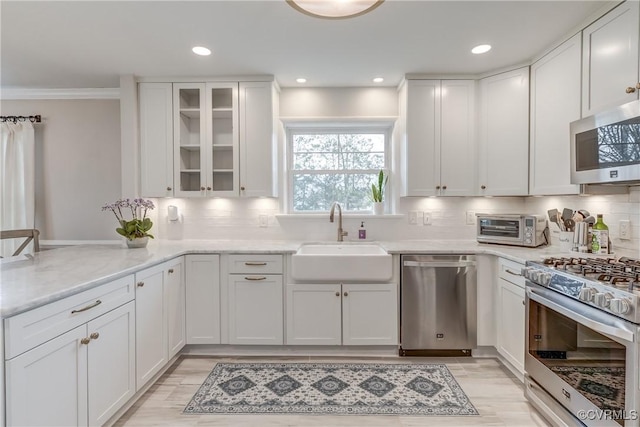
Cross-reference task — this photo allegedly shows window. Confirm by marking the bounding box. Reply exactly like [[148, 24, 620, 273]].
[[287, 126, 389, 212]]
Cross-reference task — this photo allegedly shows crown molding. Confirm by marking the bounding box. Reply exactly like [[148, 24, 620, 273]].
[[0, 88, 120, 100]]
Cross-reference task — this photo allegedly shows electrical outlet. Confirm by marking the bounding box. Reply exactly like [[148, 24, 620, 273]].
[[408, 210, 418, 225], [423, 212, 432, 225], [258, 214, 269, 228], [466, 211, 476, 225], [619, 220, 631, 240]]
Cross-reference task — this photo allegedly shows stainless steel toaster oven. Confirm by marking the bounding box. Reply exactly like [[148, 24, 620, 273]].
[[476, 214, 548, 247]]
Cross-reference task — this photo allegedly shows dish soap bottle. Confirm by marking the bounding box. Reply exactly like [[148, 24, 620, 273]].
[[591, 214, 609, 254], [359, 221, 367, 240]]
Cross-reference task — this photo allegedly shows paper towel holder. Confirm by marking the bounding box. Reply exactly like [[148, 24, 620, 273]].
[[168, 205, 179, 222]]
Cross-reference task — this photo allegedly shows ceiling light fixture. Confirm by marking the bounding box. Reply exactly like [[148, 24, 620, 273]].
[[296, 78, 307, 83], [471, 44, 492, 55], [192, 46, 211, 56], [372, 77, 384, 83], [287, 0, 384, 19]]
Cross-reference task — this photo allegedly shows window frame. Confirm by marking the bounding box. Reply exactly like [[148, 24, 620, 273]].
[[286, 124, 392, 213]]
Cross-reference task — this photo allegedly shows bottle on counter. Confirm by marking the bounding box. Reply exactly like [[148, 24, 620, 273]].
[[359, 221, 367, 240], [591, 214, 609, 254]]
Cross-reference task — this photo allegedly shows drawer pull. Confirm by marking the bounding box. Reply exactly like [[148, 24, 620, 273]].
[[168, 268, 174, 274], [137, 282, 144, 287], [244, 276, 267, 281], [80, 337, 91, 345], [71, 299, 102, 314], [90, 332, 100, 340], [505, 269, 522, 277], [244, 262, 267, 266]]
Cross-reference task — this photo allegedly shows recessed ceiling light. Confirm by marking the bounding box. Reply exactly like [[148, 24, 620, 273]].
[[471, 44, 492, 55], [296, 78, 307, 83], [373, 77, 384, 83], [192, 46, 211, 56]]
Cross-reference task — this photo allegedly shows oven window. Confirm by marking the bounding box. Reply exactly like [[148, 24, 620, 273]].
[[529, 300, 626, 425], [575, 116, 640, 171], [478, 219, 520, 238]]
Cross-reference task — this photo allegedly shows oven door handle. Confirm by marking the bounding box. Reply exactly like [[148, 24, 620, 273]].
[[527, 287, 635, 344]]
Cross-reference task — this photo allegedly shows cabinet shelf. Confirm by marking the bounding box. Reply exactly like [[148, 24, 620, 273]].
[[181, 169, 201, 173], [180, 109, 201, 119], [212, 144, 233, 150], [180, 144, 201, 151], [212, 108, 233, 119], [212, 169, 233, 173]]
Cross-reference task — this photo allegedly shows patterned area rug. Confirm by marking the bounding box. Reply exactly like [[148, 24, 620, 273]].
[[549, 365, 625, 412], [184, 362, 478, 416]]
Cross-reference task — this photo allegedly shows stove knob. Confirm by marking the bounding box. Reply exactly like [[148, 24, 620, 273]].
[[594, 292, 613, 308], [610, 298, 631, 315], [579, 287, 596, 302], [540, 273, 552, 286]]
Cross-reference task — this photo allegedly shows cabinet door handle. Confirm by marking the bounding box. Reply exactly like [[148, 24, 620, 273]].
[[80, 337, 91, 345], [207, 186, 212, 191], [335, 292, 340, 297], [442, 185, 447, 190], [240, 186, 246, 191], [626, 87, 636, 94], [71, 300, 102, 314], [166, 186, 172, 191], [244, 262, 267, 266], [200, 186, 206, 191], [90, 332, 100, 340], [481, 185, 486, 190], [137, 281, 144, 287], [244, 276, 267, 281], [505, 269, 523, 277], [168, 268, 174, 274], [435, 185, 440, 190], [343, 291, 349, 297]]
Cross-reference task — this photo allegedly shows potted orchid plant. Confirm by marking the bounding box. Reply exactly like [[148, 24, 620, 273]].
[[102, 198, 155, 247]]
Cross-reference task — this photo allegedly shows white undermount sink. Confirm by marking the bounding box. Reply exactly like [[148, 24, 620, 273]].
[[291, 243, 392, 281]]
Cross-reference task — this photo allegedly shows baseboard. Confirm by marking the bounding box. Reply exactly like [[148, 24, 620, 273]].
[[181, 344, 400, 358]]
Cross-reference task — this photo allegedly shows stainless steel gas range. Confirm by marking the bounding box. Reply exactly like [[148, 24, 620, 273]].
[[524, 257, 640, 427]]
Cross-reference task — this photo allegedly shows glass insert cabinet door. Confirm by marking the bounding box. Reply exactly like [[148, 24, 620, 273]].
[[173, 82, 239, 197]]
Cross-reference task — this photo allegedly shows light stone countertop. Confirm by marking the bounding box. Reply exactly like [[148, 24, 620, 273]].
[[0, 238, 592, 319]]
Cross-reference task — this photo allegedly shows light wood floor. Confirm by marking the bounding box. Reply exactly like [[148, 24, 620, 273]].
[[114, 356, 550, 427]]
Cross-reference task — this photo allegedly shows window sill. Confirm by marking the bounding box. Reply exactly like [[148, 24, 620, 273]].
[[275, 214, 404, 220]]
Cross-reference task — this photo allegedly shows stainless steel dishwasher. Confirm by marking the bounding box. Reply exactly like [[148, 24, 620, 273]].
[[400, 254, 477, 356]]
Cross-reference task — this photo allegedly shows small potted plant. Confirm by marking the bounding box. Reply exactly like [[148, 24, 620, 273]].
[[371, 170, 388, 215], [102, 198, 155, 248]]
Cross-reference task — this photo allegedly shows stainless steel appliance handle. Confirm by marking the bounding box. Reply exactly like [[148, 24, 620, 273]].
[[527, 287, 634, 343], [403, 261, 476, 268]]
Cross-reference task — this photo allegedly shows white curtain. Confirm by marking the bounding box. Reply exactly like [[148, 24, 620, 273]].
[[1, 121, 35, 257]]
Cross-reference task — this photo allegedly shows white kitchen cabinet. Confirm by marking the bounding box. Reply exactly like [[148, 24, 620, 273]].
[[286, 284, 342, 345], [139, 82, 174, 197], [185, 254, 221, 344], [5, 301, 135, 427], [582, 1, 640, 116], [135, 257, 185, 389], [478, 67, 530, 196], [239, 81, 279, 197], [495, 258, 526, 376], [286, 283, 398, 346], [173, 82, 239, 197], [228, 274, 283, 345], [401, 79, 476, 196], [165, 259, 185, 359], [530, 33, 582, 195]]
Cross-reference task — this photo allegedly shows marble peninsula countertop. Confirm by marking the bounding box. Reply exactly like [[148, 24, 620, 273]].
[[0, 238, 599, 318]]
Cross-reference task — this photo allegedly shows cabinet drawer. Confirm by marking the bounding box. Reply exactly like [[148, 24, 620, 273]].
[[498, 258, 525, 288], [4, 275, 135, 359], [228, 254, 283, 274]]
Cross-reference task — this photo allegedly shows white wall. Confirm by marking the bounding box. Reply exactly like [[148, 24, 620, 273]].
[[280, 87, 398, 117], [0, 99, 121, 241]]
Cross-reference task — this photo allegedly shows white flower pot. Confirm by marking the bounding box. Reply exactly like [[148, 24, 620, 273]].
[[126, 236, 149, 248], [372, 202, 384, 215]]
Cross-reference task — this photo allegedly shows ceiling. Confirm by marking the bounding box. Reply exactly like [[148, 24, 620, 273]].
[[1, 0, 615, 89]]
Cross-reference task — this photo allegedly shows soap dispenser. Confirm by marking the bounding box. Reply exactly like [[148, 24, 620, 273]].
[[359, 221, 367, 240]]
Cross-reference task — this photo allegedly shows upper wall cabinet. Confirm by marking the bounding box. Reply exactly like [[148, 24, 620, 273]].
[[478, 67, 530, 196], [139, 79, 278, 198], [401, 79, 476, 197], [139, 83, 174, 197], [530, 33, 582, 195], [582, 1, 640, 116]]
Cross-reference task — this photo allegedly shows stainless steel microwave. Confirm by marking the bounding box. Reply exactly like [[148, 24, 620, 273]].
[[570, 100, 640, 184], [476, 214, 548, 247]]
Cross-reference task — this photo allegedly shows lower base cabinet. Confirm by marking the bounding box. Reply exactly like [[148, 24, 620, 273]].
[[496, 258, 526, 375], [6, 301, 135, 427], [286, 283, 398, 346]]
